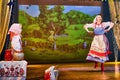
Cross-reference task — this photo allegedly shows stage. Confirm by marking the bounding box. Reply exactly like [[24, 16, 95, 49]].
[[0, 0, 120, 80], [27, 62, 120, 80]]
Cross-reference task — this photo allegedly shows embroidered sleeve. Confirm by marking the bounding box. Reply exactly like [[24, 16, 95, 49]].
[[84, 23, 94, 28], [102, 22, 111, 28]]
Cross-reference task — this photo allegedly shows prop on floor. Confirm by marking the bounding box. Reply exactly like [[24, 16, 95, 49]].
[[44, 66, 59, 80]]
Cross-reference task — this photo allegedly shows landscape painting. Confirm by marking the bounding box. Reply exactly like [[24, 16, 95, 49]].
[[19, 5, 101, 63]]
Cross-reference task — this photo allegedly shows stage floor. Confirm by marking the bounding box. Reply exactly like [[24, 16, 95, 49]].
[[27, 62, 120, 80]]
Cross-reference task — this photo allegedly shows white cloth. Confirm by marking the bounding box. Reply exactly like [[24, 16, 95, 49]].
[[50, 66, 56, 80], [45, 66, 59, 80], [0, 61, 27, 77]]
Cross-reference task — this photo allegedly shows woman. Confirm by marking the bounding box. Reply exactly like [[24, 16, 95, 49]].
[[84, 15, 114, 71]]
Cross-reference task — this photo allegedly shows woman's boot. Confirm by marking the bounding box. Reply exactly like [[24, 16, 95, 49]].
[[94, 62, 98, 68]]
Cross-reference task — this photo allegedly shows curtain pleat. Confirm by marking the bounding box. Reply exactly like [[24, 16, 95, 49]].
[[0, 0, 12, 54], [108, 0, 120, 49]]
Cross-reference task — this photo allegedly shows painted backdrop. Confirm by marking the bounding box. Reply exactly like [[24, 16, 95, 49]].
[[19, 5, 101, 63]]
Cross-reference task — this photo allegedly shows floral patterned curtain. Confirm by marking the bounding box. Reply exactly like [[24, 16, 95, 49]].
[[0, 0, 11, 54]]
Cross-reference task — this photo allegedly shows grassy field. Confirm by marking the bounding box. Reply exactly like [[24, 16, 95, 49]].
[[23, 46, 89, 64]]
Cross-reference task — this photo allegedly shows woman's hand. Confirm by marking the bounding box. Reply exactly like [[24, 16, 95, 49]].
[[105, 29, 109, 33]]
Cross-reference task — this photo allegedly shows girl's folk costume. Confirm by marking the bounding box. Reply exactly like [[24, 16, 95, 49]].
[[84, 15, 114, 71], [8, 23, 24, 60]]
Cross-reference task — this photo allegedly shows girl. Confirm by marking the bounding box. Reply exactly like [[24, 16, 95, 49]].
[[8, 23, 24, 60]]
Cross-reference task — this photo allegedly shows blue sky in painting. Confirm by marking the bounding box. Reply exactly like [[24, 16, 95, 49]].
[[19, 5, 101, 17]]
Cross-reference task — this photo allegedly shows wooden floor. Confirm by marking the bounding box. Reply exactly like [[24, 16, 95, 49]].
[[26, 62, 120, 80], [0, 62, 119, 80]]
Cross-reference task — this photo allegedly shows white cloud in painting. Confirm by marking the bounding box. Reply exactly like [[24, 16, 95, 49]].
[[19, 5, 40, 17]]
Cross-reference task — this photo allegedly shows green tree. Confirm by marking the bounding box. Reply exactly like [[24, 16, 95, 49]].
[[66, 10, 94, 24], [38, 5, 48, 29]]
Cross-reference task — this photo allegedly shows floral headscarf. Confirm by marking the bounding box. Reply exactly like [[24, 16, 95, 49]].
[[8, 23, 22, 35], [93, 15, 102, 24]]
